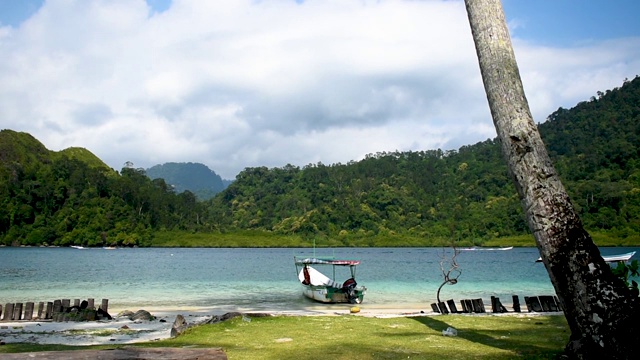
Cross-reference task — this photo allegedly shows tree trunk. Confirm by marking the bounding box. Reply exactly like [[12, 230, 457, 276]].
[[463, 0, 640, 358]]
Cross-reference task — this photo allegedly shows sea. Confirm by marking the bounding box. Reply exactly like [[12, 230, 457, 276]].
[[0, 246, 638, 314]]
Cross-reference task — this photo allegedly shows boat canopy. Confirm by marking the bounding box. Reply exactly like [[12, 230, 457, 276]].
[[294, 257, 360, 266]]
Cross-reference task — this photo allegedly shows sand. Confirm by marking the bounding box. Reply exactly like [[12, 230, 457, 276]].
[[0, 305, 437, 346]]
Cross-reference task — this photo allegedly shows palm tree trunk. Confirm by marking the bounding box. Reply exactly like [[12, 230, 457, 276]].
[[464, 0, 640, 358]]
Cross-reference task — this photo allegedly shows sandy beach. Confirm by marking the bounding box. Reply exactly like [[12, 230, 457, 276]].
[[0, 304, 442, 346]]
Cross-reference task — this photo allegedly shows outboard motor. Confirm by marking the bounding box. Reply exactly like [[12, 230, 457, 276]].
[[342, 278, 359, 304]]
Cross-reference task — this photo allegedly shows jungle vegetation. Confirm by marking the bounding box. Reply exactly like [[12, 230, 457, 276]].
[[1, 76, 639, 247]]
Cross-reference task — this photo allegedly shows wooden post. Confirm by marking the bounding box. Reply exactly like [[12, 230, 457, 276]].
[[37, 302, 44, 319], [45, 302, 54, 319], [73, 299, 80, 307], [13, 303, 23, 320], [100, 299, 109, 313], [491, 297, 507, 313], [512, 295, 521, 312], [0, 304, 2, 320], [527, 296, 544, 312], [24, 302, 34, 320], [460, 300, 470, 313], [2, 303, 14, 321], [61, 299, 70, 312], [53, 299, 62, 314], [554, 296, 563, 311], [463, 299, 474, 313], [447, 299, 459, 313], [438, 302, 449, 314], [472, 298, 486, 313], [539, 295, 558, 311], [87, 298, 95, 309], [430, 303, 440, 313], [491, 296, 498, 312]]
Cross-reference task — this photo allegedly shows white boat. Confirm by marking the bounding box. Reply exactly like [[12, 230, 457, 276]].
[[536, 251, 636, 263], [460, 246, 513, 251], [70, 245, 86, 249], [294, 257, 367, 304]]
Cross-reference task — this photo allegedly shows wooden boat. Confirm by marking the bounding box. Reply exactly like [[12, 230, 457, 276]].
[[536, 251, 636, 263], [294, 256, 367, 304]]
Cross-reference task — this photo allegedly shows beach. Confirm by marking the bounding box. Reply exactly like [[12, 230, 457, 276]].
[[0, 303, 557, 347], [0, 305, 424, 346]]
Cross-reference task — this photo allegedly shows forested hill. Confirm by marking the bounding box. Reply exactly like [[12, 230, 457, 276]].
[[210, 76, 640, 245], [146, 162, 227, 200], [0, 129, 207, 247], [1, 76, 639, 247]]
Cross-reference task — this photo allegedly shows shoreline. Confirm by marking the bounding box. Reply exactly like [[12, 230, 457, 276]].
[[0, 304, 560, 347]]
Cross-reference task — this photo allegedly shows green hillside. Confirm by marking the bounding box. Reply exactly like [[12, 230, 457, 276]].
[[1, 75, 639, 247], [209, 76, 640, 247], [0, 130, 206, 247]]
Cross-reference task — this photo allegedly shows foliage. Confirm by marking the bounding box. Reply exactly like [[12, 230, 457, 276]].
[[0, 130, 208, 247], [2, 76, 640, 247], [207, 76, 640, 246], [612, 260, 640, 296]]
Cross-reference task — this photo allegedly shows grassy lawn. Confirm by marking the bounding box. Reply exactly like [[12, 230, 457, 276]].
[[1, 314, 569, 359]]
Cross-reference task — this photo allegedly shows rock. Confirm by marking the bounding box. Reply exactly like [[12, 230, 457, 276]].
[[171, 314, 188, 338], [204, 312, 242, 325], [129, 310, 154, 321], [117, 310, 134, 318]]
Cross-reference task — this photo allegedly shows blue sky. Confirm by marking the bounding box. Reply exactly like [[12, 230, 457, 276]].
[[0, 0, 639, 179], [3, 0, 638, 45]]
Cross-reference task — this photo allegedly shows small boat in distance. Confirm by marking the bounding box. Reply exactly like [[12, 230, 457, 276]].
[[536, 251, 636, 263], [460, 246, 513, 251], [70, 245, 86, 249], [294, 256, 367, 304]]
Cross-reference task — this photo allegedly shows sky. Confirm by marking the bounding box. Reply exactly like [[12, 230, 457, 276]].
[[0, 0, 639, 180]]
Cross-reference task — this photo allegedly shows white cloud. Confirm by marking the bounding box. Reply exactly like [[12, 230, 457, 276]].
[[0, 0, 638, 179]]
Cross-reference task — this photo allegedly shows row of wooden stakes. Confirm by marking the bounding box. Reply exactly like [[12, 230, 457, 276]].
[[0, 298, 110, 322], [431, 295, 563, 314]]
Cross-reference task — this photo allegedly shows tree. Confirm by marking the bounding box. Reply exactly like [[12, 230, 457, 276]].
[[464, 0, 640, 358], [436, 244, 461, 308]]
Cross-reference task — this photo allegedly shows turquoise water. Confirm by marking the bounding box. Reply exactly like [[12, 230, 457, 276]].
[[0, 246, 637, 313]]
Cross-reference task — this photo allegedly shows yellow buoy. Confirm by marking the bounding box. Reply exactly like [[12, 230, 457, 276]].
[[350, 306, 360, 313]]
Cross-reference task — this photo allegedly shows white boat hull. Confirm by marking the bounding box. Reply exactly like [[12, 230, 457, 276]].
[[300, 284, 365, 304]]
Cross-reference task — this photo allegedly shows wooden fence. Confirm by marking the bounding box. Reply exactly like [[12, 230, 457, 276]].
[[0, 298, 109, 322], [431, 294, 563, 314]]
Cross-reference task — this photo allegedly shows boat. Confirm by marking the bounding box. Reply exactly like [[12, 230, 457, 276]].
[[536, 251, 636, 263], [294, 256, 367, 304], [460, 246, 513, 251], [71, 245, 86, 249]]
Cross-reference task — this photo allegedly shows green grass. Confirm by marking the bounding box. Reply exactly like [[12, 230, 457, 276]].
[[150, 229, 639, 248], [0, 314, 570, 359], [150, 231, 479, 248], [484, 232, 640, 248]]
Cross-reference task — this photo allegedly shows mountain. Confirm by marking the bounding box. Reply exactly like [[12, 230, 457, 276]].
[[0, 129, 206, 247], [0, 129, 112, 172], [145, 162, 227, 200]]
